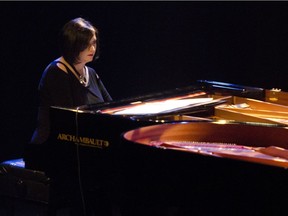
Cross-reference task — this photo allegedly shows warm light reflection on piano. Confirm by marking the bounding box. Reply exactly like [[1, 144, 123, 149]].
[[99, 91, 210, 115], [123, 121, 288, 169], [113, 98, 214, 115]]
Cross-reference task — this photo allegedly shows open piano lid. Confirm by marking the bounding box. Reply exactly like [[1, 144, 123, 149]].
[[76, 80, 265, 118]]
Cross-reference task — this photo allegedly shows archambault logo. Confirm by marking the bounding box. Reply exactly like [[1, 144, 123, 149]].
[[57, 133, 109, 148]]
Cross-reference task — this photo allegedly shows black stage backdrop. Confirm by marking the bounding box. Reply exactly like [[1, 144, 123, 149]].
[[1, 1, 288, 161]]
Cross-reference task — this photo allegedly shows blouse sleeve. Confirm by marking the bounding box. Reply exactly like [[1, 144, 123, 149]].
[[97, 78, 113, 102], [90, 68, 113, 102]]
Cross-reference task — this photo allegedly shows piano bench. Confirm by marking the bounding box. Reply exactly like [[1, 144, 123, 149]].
[[0, 158, 54, 216]]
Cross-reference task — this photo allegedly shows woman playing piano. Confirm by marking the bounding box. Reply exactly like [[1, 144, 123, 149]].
[[24, 17, 114, 216]]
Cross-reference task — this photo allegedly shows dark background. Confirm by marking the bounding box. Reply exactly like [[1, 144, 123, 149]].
[[1, 1, 288, 162]]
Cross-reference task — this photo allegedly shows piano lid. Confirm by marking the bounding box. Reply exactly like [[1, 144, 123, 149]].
[[76, 80, 265, 118], [98, 91, 226, 117]]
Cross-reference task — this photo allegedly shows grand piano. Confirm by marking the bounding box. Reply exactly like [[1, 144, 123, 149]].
[[48, 80, 288, 216]]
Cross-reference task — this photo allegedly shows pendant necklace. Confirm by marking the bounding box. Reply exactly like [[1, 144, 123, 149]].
[[79, 67, 89, 87]]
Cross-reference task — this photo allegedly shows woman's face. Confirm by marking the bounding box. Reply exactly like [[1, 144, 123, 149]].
[[78, 32, 97, 64]]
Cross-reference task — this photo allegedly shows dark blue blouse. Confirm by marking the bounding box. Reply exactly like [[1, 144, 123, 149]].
[[31, 60, 112, 144]]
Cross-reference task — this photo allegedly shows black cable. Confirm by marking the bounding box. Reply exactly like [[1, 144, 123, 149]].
[[75, 107, 87, 216]]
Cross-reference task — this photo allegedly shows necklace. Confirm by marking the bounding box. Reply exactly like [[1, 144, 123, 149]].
[[79, 67, 89, 87], [58, 57, 90, 87]]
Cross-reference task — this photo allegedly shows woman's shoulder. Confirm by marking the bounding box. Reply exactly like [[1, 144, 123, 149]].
[[86, 66, 99, 79], [41, 60, 69, 81], [44, 59, 69, 74], [86, 65, 96, 73], [51, 58, 70, 74]]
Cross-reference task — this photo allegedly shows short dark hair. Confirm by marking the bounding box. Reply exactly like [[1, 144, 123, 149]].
[[59, 17, 99, 64]]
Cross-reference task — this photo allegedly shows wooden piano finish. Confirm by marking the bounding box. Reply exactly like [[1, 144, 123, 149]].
[[214, 96, 288, 125], [123, 122, 288, 168], [265, 89, 288, 106]]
